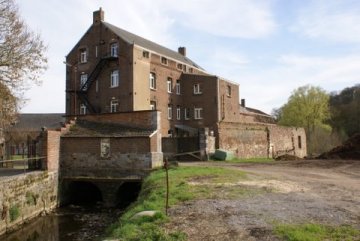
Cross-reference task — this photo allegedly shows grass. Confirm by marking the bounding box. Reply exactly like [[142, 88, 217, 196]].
[[224, 157, 274, 163], [106, 166, 248, 241], [275, 223, 360, 241], [9, 204, 20, 222]]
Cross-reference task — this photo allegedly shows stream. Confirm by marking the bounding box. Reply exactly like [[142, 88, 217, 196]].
[[0, 204, 122, 241]]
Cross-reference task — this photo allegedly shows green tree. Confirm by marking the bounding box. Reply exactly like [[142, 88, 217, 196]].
[[0, 0, 47, 130], [277, 85, 331, 154]]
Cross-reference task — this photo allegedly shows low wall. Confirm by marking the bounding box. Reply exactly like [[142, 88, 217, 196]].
[[217, 122, 307, 158], [0, 171, 58, 235]]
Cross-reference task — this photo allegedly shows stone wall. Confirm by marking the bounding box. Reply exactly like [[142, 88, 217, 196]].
[[0, 171, 58, 235], [217, 122, 307, 158]]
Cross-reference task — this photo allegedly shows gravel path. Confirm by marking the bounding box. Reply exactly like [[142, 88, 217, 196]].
[[164, 160, 360, 241]]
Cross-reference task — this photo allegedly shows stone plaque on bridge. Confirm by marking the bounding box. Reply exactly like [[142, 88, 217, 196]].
[[100, 138, 110, 158]]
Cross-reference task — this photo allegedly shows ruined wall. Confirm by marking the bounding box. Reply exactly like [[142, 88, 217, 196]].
[[0, 171, 58, 236], [217, 122, 307, 158], [218, 122, 269, 158]]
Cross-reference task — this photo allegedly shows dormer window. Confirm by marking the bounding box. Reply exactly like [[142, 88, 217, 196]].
[[177, 63, 182, 70], [110, 43, 118, 57], [161, 57, 168, 65], [80, 48, 87, 63]]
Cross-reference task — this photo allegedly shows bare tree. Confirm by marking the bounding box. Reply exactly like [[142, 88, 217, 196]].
[[0, 0, 47, 131]]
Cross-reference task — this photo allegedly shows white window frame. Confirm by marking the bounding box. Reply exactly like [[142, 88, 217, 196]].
[[176, 80, 180, 95], [184, 108, 190, 120], [167, 105, 172, 119], [110, 70, 119, 88], [150, 101, 156, 110], [110, 43, 118, 57], [194, 107, 203, 120], [167, 78, 172, 93], [80, 104, 87, 115], [150, 73, 156, 89], [194, 84, 202, 94], [80, 49, 87, 63], [110, 99, 118, 113], [80, 74, 87, 88], [176, 107, 181, 120]]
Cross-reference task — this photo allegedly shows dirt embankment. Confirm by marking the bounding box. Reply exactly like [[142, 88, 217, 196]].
[[318, 133, 360, 160], [165, 160, 360, 241]]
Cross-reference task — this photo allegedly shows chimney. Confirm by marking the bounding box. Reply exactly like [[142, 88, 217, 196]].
[[178, 47, 186, 56], [241, 99, 246, 107], [93, 8, 104, 24]]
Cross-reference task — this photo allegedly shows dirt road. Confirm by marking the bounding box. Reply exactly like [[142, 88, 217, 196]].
[[165, 160, 360, 241]]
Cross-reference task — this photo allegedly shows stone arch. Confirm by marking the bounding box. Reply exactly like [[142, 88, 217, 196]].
[[67, 181, 103, 205]]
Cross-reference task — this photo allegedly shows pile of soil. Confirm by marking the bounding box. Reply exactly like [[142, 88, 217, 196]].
[[318, 133, 360, 160], [274, 154, 301, 161]]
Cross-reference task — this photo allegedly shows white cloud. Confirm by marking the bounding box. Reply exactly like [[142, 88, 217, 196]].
[[172, 0, 277, 38], [291, 0, 360, 42]]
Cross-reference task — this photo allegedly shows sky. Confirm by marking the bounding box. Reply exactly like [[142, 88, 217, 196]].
[[17, 0, 360, 114]]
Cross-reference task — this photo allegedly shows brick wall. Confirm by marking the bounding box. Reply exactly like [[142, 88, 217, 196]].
[[60, 135, 162, 179], [75, 110, 158, 130], [217, 122, 307, 158]]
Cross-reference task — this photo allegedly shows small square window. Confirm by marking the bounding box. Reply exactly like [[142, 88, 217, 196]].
[[143, 51, 150, 58], [150, 101, 156, 110], [161, 57, 168, 65]]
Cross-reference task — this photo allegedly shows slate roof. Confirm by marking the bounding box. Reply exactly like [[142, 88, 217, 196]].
[[239, 105, 271, 117], [103, 22, 204, 70], [9, 114, 65, 132], [64, 120, 154, 137]]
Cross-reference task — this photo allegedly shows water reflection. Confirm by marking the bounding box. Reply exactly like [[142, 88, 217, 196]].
[[0, 205, 122, 241]]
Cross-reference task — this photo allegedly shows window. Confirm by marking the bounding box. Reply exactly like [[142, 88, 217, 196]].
[[193, 84, 202, 94], [150, 101, 156, 110], [176, 80, 180, 95], [161, 57, 168, 65], [80, 74, 87, 89], [95, 80, 99, 93], [167, 105, 172, 119], [110, 99, 118, 113], [110, 70, 119, 87], [177, 63, 182, 70], [167, 78, 172, 93], [184, 108, 190, 120], [194, 108, 203, 119], [149, 73, 156, 89], [189, 67, 193, 73], [110, 43, 118, 57], [143, 51, 150, 58], [298, 136, 302, 149], [95, 46, 98, 58], [227, 85, 232, 97], [182, 65, 187, 72], [176, 106, 181, 120], [80, 104, 86, 115], [80, 49, 87, 63]]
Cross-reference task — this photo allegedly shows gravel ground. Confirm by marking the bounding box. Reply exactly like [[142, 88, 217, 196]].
[[164, 159, 360, 241]]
